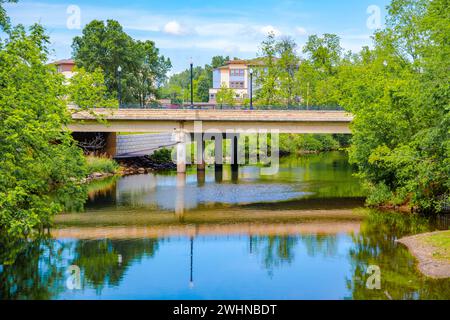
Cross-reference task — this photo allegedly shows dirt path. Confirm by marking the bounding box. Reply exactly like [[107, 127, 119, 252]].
[[397, 231, 450, 279]]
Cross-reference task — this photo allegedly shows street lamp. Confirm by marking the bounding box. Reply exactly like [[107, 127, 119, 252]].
[[117, 65, 122, 108], [249, 68, 253, 110], [190, 57, 194, 109]]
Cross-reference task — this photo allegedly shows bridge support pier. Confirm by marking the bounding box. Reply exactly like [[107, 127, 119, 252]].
[[230, 134, 239, 170], [214, 134, 223, 171], [176, 130, 186, 174], [196, 135, 205, 171], [214, 134, 223, 182], [105, 133, 117, 158]]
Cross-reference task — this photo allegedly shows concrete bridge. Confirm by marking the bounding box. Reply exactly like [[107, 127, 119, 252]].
[[69, 109, 353, 173], [69, 109, 353, 134]]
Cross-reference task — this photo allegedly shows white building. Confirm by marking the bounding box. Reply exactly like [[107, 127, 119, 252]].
[[209, 59, 263, 103]]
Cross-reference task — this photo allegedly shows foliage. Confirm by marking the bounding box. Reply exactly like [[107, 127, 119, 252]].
[[215, 82, 236, 106], [160, 55, 230, 103], [339, 0, 449, 212], [67, 67, 118, 111], [0, 0, 16, 32], [0, 24, 88, 236], [85, 156, 119, 174], [254, 0, 449, 212], [148, 148, 172, 164], [279, 134, 341, 154], [254, 32, 343, 108], [72, 20, 171, 106]]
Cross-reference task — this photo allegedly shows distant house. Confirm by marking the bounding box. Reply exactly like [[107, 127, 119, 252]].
[[51, 59, 76, 79], [209, 58, 264, 103]]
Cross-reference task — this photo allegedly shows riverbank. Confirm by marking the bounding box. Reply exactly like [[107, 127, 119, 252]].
[[397, 230, 450, 279], [84, 150, 176, 183]]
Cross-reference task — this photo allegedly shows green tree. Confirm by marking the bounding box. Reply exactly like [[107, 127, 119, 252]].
[[67, 67, 118, 111], [216, 83, 235, 106], [127, 40, 171, 106], [339, 0, 449, 212], [161, 55, 231, 103], [196, 72, 211, 102], [276, 37, 300, 106], [72, 20, 171, 105], [302, 33, 342, 75], [0, 0, 17, 32], [0, 24, 88, 236], [256, 32, 281, 106]]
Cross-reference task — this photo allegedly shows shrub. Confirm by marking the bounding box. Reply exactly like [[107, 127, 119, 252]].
[[148, 148, 172, 164], [85, 156, 119, 174]]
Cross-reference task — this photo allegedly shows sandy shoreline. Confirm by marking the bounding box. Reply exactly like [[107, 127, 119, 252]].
[[397, 231, 450, 279]]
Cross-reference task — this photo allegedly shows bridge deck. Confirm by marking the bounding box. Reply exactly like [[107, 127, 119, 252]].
[[71, 109, 353, 122], [69, 109, 353, 134]]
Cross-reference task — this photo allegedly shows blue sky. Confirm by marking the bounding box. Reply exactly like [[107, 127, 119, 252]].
[[4, 0, 391, 73]]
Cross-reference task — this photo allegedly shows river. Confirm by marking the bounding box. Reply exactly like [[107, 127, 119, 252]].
[[1, 152, 449, 299]]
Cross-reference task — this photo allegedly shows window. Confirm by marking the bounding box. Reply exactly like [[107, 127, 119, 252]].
[[230, 69, 245, 77], [230, 81, 244, 89]]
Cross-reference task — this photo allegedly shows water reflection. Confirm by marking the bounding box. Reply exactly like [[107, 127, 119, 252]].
[[1, 152, 449, 300], [82, 152, 365, 214], [1, 211, 449, 300]]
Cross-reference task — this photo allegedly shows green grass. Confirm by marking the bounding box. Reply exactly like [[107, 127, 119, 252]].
[[424, 231, 450, 261], [86, 156, 119, 174]]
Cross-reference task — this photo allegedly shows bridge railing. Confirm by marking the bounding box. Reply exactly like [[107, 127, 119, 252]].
[[118, 104, 346, 111]]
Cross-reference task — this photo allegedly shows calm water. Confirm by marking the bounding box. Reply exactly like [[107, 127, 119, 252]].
[[1, 152, 449, 300]]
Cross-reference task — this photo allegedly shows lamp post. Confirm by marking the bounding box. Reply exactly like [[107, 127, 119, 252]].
[[249, 68, 253, 110], [117, 65, 122, 108], [190, 58, 194, 109], [306, 81, 310, 110]]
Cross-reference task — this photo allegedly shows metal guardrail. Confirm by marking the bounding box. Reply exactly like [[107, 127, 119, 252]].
[[118, 104, 346, 111]]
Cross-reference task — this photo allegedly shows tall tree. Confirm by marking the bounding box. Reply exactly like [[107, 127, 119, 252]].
[[340, 0, 449, 212], [0, 0, 17, 32], [256, 32, 281, 106], [276, 37, 300, 106], [72, 20, 171, 105], [0, 24, 87, 236]]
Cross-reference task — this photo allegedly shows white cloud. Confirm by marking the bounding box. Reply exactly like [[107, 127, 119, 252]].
[[295, 27, 307, 36], [163, 21, 188, 35], [259, 25, 282, 37]]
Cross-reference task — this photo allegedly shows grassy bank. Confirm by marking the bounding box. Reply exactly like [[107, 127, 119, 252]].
[[424, 231, 450, 262], [85, 156, 120, 175]]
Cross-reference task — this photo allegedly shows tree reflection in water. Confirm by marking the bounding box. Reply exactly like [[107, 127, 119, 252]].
[[0, 236, 160, 299], [250, 235, 298, 275], [347, 211, 450, 300], [0, 235, 70, 299], [72, 238, 160, 294]]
